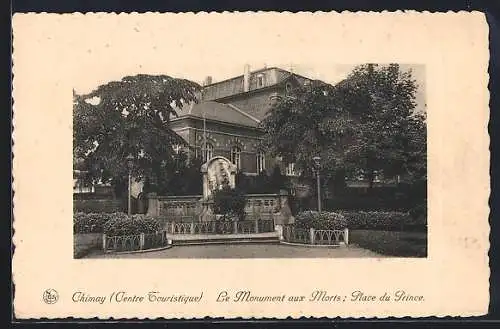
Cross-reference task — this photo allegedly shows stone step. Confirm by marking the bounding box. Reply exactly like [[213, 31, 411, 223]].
[[171, 237, 280, 246]]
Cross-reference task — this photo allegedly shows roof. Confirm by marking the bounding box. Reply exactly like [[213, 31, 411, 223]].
[[202, 67, 316, 102], [172, 101, 260, 128], [204, 67, 313, 88], [203, 67, 285, 88]]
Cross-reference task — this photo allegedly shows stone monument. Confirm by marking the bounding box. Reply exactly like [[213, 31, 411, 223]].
[[198, 156, 237, 221]]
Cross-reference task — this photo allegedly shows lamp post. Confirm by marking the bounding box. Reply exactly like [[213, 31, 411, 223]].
[[126, 154, 134, 216], [312, 156, 322, 213]]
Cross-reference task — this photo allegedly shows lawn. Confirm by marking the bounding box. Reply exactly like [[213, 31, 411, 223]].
[[349, 229, 427, 257]]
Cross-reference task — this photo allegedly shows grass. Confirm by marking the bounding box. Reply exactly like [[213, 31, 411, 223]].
[[349, 229, 427, 257]]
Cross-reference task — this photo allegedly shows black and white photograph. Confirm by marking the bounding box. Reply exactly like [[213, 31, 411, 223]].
[[73, 62, 427, 259]]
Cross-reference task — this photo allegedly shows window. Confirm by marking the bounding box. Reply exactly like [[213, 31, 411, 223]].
[[257, 74, 265, 88], [373, 170, 383, 183], [231, 147, 241, 169], [172, 144, 182, 154], [256, 152, 266, 173], [285, 162, 296, 176], [73, 171, 94, 193], [203, 143, 213, 162]]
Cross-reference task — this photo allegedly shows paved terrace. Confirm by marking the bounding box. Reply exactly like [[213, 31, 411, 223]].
[[86, 243, 387, 259]]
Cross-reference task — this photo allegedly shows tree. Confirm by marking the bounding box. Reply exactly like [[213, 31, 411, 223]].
[[260, 64, 426, 196], [73, 74, 201, 194], [259, 78, 357, 192], [161, 152, 204, 196], [339, 64, 426, 188], [268, 165, 289, 193]]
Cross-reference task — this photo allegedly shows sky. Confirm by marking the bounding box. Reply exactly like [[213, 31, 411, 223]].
[[75, 62, 426, 113], [69, 14, 426, 113]]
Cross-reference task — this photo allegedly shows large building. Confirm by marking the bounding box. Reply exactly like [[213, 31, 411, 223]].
[[170, 65, 315, 177], [73, 65, 314, 195], [74, 65, 397, 197]]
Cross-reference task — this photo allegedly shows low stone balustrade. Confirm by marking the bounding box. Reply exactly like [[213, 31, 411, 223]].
[[146, 192, 294, 225]]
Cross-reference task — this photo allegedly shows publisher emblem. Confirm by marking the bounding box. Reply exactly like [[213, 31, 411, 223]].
[[43, 289, 59, 304]]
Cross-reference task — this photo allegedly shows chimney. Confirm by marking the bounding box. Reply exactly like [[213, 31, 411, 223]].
[[203, 76, 213, 86], [243, 64, 251, 92]]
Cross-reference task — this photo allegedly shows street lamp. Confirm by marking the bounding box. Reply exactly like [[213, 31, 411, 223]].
[[312, 156, 322, 212], [126, 154, 134, 216]]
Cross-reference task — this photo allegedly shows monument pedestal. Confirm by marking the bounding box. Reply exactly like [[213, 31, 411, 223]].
[[199, 199, 215, 222], [273, 189, 295, 225]]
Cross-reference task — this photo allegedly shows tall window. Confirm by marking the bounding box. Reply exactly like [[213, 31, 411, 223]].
[[203, 143, 213, 162], [231, 147, 241, 169], [256, 152, 265, 173], [285, 162, 296, 176], [172, 144, 182, 154], [257, 74, 265, 88]]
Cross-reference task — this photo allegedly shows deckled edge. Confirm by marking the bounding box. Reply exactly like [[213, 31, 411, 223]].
[[10, 10, 491, 320], [11, 10, 489, 16]]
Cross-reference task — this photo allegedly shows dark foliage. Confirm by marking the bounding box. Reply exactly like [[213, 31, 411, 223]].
[[212, 186, 247, 220]]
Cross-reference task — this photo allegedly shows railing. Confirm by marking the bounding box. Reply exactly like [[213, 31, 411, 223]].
[[258, 219, 274, 233], [103, 231, 169, 252], [314, 229, 348, 245], [164, 219, 275, 235], [282, 225, 349, 246], [282, 225, 310, 244], [104, 234, 141, 252], [143, 231, 169, 249]]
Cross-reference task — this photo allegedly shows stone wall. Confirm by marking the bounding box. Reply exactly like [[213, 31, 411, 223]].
[[156, 195, 202, 222], [74, 233, 102, 258], [147, 192, 294, 225]]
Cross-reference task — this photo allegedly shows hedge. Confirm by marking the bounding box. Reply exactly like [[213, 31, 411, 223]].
[[349, 230, 427, 257], [212, 186, 247, 220], [294, 211, 347, 230], [74, 212, 162, 236], [340, 211, 426, 231], [103, 214, 161, 236], [73, 212, 127, 234]]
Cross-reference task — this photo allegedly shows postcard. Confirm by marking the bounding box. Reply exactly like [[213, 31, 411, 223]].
[[12, 11, 489, 319]]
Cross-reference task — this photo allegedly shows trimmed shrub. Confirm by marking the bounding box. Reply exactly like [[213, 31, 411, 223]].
[[103, 214, 162, 236], [340, 211, 426, 231], [73, 212, 126, 234], [294, 211, 347, 230], [350, 230, 427, 257], [409, 203, 427, 220]]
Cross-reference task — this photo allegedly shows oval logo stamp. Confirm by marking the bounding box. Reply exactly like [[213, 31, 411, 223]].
[[42, 289, 59, 304]]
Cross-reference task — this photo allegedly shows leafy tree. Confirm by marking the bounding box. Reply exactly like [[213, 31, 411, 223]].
[[259, 78, 356, 192], [268, 165, 289, 193], [161, 152, 203, 196], [339, 64, 426, 188], [235, 170, 251, 193], [73, 74, 200, 194], [260, 64, 426, 196]]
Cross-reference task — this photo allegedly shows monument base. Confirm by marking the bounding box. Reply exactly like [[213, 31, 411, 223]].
[[198, 198, 215, 222]]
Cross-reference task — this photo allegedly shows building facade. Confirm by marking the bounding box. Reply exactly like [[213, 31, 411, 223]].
[[170, 65, 314, 177]]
